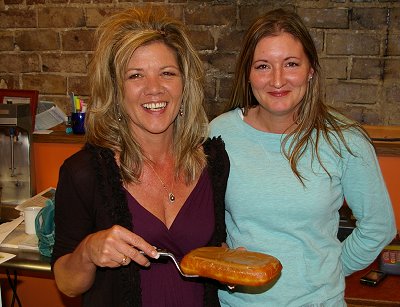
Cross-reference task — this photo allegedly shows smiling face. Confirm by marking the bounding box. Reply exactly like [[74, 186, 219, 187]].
[[123, 41, 183, 140], [249, 32, 314, 127]]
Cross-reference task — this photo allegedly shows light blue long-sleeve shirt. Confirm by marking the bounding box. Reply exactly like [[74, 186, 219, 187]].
[[210, 109, 396, 307]]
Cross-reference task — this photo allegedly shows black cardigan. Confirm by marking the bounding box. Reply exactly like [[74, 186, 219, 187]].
[[51, 137, 229, 307]]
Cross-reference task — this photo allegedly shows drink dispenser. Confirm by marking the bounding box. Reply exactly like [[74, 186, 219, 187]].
[[0, 103, 35, 208]]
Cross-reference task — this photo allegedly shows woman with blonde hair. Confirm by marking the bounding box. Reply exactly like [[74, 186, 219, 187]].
[[52, 7, 229, 307]]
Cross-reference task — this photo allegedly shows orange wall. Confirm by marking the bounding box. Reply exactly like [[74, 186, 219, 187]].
[[377, 156, 400, 230], [33, 142, 83, 193], [33, 142, 400, 230], [0, 272, 81, 307]]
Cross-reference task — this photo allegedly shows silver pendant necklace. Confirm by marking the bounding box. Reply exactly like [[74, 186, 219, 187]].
[[147, 162, 175, 204]]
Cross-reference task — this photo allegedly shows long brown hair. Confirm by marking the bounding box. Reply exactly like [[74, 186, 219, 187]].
[[86, 7, 208, 184], [228, 8, 370, 183]]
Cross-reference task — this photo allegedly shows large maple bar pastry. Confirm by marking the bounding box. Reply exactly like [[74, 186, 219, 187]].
[[180, 246, 282, 286]]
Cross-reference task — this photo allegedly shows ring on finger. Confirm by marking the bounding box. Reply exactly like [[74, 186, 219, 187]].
[[121, 255, 128, 265]]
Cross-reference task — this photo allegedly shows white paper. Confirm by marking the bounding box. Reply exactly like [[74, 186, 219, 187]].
[[36, 101, 54, 113], [0, 216, 24, 244], [33, 130, 53, 134], [15, 187, 56, 212], [0, 252, 16, 264], [34, 104, 67, 131], [0, 223, 38, 250], [1, 96, 30, 104]]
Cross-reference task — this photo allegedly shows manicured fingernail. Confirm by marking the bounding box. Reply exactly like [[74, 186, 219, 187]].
[[151, 246, 159, 259]]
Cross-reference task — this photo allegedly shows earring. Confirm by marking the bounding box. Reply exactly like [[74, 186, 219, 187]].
[[117, 105, 123, 121], [179, 104, 184, 116], [308, 75, 313, 81]]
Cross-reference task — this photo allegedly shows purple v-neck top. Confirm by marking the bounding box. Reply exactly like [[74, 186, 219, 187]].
[[126, 169, 214, 307]]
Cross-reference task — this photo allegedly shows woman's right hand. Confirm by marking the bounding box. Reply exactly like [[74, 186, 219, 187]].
[[83, 225, 158, 268], [53, 225, 157, 297]]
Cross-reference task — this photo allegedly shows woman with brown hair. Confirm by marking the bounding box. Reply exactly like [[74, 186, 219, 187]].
[[210, 8, 395, 306]]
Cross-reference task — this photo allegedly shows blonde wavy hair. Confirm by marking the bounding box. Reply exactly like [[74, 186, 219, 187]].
[[228, 8, 371, 184], [85, 7, 208, 184]]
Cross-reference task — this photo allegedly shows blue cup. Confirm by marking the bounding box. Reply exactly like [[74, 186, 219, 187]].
[[71, 112, 85, 134]]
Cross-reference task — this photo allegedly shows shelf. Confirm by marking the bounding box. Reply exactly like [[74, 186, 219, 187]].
[[345, 260, 400, 306], [32, 125, 400, 156], [364, 125, 400, 156], [33, 130, 85, 144]]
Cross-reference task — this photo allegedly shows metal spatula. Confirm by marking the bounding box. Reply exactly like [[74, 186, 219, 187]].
[[140, 248, 199, 278]]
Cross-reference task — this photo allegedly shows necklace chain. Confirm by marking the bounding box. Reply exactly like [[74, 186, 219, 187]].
[[147, 162, 175, 204]]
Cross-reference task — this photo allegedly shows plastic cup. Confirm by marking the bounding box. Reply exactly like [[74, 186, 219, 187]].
[[71, 112, 85, 134], [23, 206, 42, 235]]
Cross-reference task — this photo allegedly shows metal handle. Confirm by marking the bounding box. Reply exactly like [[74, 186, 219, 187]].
[[139, 248, 199, 278]]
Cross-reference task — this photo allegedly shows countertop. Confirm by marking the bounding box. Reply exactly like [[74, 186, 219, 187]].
[[33, 128, 85, 144], [32, 124, 400, 156], [365, 125, 400, 156], [0, 246, 50, 274], [345, 260, 400, 306]]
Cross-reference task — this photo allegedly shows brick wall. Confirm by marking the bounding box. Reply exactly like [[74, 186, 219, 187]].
[[0, 0, 399, 125]]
